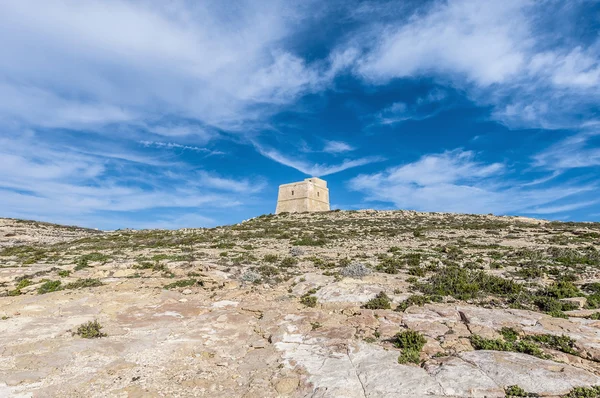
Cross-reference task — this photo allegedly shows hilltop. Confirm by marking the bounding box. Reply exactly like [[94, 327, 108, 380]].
[[1, 210, 600, 397]]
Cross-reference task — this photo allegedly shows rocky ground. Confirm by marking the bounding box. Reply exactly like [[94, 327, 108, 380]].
[[1, 210, 600, 397]]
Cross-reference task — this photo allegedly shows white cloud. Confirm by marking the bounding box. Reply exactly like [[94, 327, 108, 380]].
[[323, 140, 354, 153], [0, 133, 262, 228], [344, 0, 600, 129], [349, 149, 596, 215], [524, 200, 600, 215], [140, 141, 225, 156], [254, 144, 383, 176], [0, 0, 331, 132], [533, 131, 600, 170], [196, 171, 265, 194], [375, 89, 449, 125], [354, 0, 529, 86]]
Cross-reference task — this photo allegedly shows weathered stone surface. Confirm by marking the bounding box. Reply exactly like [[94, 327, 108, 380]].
[[1, 211, 600, 397]]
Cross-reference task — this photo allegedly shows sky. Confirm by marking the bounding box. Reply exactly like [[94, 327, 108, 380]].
[[0, 0, 599, 230]]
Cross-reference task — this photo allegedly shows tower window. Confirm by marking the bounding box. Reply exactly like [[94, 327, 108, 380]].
[[291, 190, 294, 195], [317, 192, 319, 197]]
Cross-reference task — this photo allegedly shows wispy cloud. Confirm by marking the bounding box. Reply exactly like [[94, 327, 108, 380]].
[[375, 89, 449, 125], [533, 131, 600, 170], [322, 140, 355, 153], [349, 149, 596, 215], [254, 144, 383, 176], [342, 0, 600, 129], [0, 133, 261, 228], [140, 141, 225, 156]]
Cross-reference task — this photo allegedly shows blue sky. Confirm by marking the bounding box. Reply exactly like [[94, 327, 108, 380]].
[[0, 0, 599, 229]]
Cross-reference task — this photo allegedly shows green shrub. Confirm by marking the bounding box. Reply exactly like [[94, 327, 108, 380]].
[[37, 280, 62, 294], [163, 279, 198, 290], [300, 294, 317, 308], [469, 334, 547, 359], [541, 281, 582, 299], [280, 257, 299, 268], [263, 254, 279, 263], [500, 327, 519, 342], [363, 291, 392, 310], [395, 294, 442, 312], [74, 252, 110, 271], [64, 278, 103, 290], [375, 256, 403, 274], [408, 266, 426, 277], [75, 320, 106, 338], [526, 334, 578, 355], [58, 270, 71, 277], [415, 266, 523, 301], [504, 385, 534, 397], [393, 330, 426, 364], [398, 349, 421, 364], [8, 278, 32, 296], [563, 386, 600, 398]]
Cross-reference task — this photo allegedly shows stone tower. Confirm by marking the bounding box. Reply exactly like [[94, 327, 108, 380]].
[[275, 177, 330, 214]]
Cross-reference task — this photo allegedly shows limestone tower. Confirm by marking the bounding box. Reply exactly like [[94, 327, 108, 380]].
[[275, 177, 330, 214]]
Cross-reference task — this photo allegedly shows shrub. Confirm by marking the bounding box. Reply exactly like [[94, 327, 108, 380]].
[[563, 386, 600, 398], [300, 294, 317, 308], [280, 257, 299, 268], [395, 294, 442, 312], [8, 278, 32, 296], [163, 279, 198, 290], [526, 334, 578, 355], [375, 256, 403, 274], [241, 271, 261, 283], [64, 278, 103, 290], [58, 270, 71, 277], [392, 330, 426, 364], [75, 320, 107, 338], [541, 281, 582, 299], [289, 247, 305, 257], [340, 263, 371, 279], [415, 266, 523, 301], [37, 280, 62, 294], [469, 334, 547, 359], [504, 385, 533, 397], [263, 254, 279, 263], [363, 291, 392, 310]]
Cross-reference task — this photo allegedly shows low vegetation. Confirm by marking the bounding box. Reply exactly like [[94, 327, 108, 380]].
[[75, 320, 107, 339]]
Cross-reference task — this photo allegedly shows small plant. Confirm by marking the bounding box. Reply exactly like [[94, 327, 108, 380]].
[[263, 254, 279, 263], [469, 334, 547, 359], [526, 334, 578, 355], [395, 294, 443, 311], [311, 322, 322, 330], [340, 263, 371, 279], [58, 270, 71, 277], [504, 385, 534, 397], [8, 278, 32, 296], [392, 330, 426, 365], [500, 327, 519, 342], [363, 291, 392, 310], [163, 279, 198, 290], [75, 320, 107, 338], [563, 386, 600, 397], [280, 257, 299, 268], [37, 280, 62, 294], [300, 294, 318, 308], [241, 271, 261, 283], [64, 278, 103, 290]]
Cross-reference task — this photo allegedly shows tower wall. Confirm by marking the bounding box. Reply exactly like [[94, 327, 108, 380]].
[[275, 177, 330, 214]]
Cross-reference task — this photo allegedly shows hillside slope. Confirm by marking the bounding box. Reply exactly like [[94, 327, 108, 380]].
[[1, 210, 600, 397]]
